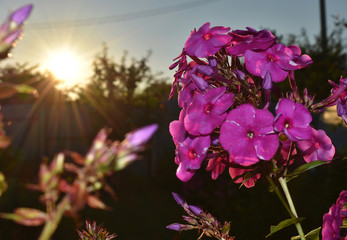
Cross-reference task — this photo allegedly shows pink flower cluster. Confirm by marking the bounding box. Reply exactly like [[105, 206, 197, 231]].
[[169, 22, 340, 186]]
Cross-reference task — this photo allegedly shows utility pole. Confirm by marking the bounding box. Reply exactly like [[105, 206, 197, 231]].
[[320, 0, 327, 52]]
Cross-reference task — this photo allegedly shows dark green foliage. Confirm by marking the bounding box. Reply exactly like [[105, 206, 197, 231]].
[[77, 44, 170, 139], [278, 18, 347, 100]]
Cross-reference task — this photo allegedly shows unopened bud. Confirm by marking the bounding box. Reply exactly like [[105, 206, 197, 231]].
[[125, 124, 158, 149], [172, 192, 184, 205], [51, 153, 64, 174], [166, 223, 181, 231], [189, 205, 202, 216]]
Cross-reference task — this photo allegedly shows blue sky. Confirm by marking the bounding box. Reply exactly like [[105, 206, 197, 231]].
[[0, 0, 347, 85]]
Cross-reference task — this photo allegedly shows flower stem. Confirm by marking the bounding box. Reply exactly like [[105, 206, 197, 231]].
[[38, 197, 70, 240], [266, 176, 293, 218], [278, 177, 306, 240]]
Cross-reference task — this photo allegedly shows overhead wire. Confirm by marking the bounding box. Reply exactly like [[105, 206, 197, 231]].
[[28, 0, 221, 30]]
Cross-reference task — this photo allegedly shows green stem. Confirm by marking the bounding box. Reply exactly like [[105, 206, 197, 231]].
[[278, 177, 306, 240], [38, 197, 70, 240], [266, 176, 294, 218]]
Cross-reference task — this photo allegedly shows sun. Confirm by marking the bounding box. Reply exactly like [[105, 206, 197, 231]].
[[46, 49, 84, 89]]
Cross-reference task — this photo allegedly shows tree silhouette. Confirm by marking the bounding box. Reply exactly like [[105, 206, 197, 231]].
[[78, 44, 170, 138]]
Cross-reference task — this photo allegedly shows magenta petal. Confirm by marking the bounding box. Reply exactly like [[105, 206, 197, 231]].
[[288, 45, 301, 55], [220, 121, 246, 153], [197, 22, 210, 34], [209, 26, 230, 34], [176, 163, 195, 182], [193, 42, 213, 57], [254, 134, 279, 160], [292, 103, 312, 125], [212, 93, 234, 115], [264, 62, 288, 82], [205, 86, 226, 103], [227, 104, 256, 128], [210, 35, 231, 47], [244, 50, 267, 76], [232, 141, 259, 166], [254, 108, 275, 134], [199, 113, 225, 135], [316, 145, 335, 161], [286, 127, 312, 141], [276, 98, 295, 115]]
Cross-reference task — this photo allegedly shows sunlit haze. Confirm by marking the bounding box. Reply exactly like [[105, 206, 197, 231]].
[[46, 49, 83, 89]]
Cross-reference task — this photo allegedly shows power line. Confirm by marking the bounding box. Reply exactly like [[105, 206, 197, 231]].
[[28, 0, 221, 30]]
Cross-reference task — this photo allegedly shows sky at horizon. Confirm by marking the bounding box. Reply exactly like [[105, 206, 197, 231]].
[[0, 0, 346, 87]]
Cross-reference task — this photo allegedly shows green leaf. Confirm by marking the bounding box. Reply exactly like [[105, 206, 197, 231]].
[[286, 161, 327, 181], [0, 208, 47, 226], [266, 217, 305, 238], [16, 84, 38, 97], [291, 227, 321, 240]]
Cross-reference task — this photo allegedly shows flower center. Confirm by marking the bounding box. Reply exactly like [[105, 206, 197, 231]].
[[247, 131, 254, 139], [204, 103, 213, 114], [188, 149, 197, 159], [284, 120, 291, 128], [203, 33, 212, 40], [267, 54, 277, 62], [314, 142, 320, 149]]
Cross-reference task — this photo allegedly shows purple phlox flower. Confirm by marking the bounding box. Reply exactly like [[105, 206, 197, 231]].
[[296, 127, 335, 163], [287, 45, 313, 69], [226, 27, 276, 56], [322, 190, 347, 240], [176, 135, 211, 182], [206, 155, 227, 180], [184, 86, 234, 136], [185, 22, 231, 58], [244, 43, 300, 89], [219, 104, 279, 166], [229, 166, 260, 188], [274, 98, 312, 141]]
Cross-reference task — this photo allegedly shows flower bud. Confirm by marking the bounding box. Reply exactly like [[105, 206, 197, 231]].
[[189, 205, 202, 216], [166, 223, 181, 231]]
